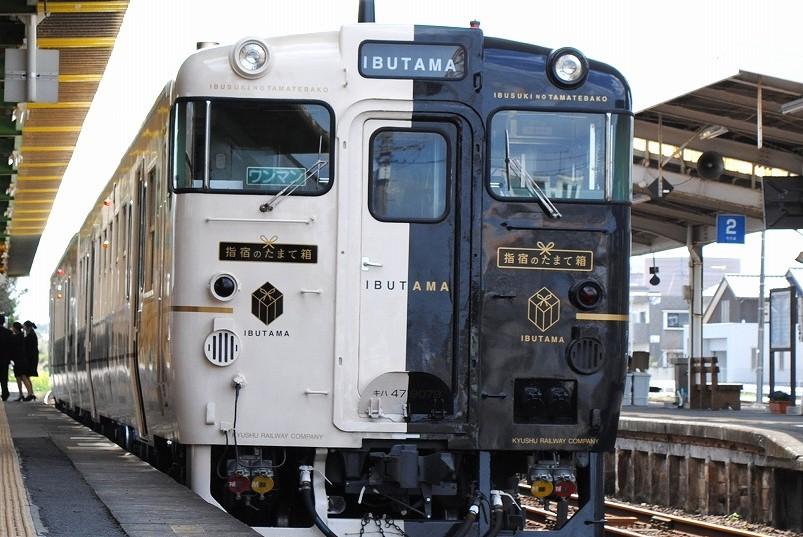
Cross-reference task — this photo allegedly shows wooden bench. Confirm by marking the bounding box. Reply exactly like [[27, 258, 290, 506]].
[[689, 357, 743, 410]]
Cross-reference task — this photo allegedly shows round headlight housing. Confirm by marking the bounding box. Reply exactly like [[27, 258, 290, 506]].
[[230, 37, 270, 79], [210, 273, 238, 301], [547, 47, 588, 88], [571, 279, 603, 310]]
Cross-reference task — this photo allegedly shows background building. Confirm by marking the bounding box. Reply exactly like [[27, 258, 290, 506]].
[[702, 274, 788, 384], [629, 256, 740, 382]]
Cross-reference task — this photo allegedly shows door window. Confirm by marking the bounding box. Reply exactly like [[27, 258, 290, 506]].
[[369, 130, 449, 222]]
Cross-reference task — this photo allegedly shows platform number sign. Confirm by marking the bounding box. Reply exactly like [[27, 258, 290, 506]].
[[716, 214, 745, 244]]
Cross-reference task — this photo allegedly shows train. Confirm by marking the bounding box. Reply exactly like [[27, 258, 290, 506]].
[[49, 5, 632, 536]]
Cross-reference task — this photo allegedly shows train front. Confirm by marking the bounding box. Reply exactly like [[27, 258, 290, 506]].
[[474, 38, 633, 534], [167, 24, 631, 537]]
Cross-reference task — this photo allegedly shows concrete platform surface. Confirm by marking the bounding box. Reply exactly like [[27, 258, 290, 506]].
[[622, 405, 803, 439], [3, 401, 260, 537], [620, 405, 803, 470]]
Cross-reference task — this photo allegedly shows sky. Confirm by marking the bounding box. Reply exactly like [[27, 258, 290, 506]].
[[14, 0, 803, 322]]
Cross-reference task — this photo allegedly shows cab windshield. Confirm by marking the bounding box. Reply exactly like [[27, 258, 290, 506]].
[[172, 99, 332, 194], [489, 111, 606, 201]]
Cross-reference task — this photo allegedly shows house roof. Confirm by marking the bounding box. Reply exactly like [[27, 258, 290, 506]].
[[723, 274, 790, 298], [703, 274, 789, 323]]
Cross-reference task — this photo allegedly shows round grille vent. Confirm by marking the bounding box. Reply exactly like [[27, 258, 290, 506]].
[[567, 337, 604, 374], [204, 330, 241, 366]]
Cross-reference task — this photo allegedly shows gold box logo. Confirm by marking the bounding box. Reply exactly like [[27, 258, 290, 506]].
[[528, 287, 560, 332], [252, 282, 283, 325]]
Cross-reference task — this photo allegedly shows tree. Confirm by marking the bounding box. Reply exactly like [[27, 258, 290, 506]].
[[0, 275, 24, 321]]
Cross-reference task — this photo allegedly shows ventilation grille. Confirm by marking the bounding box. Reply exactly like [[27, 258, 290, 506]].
[[204, 330, 241, 366], [567, 337, 604, 374]]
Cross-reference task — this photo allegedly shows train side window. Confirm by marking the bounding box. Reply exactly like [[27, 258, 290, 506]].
[[93, 238, 100, 314], [611, 114, 632, 201], [143, 167, 157, 292], [172, 100, 207, 189], [368, 130, 449, 222], [103, 228, 109, 273], [114, 212, 120, 265], [125, 202, 132, 301]]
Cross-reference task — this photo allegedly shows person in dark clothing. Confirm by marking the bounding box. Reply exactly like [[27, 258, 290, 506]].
[[11, 322, 33, 401], [22, 321, 38, 401], [0, 314, 12, 401]]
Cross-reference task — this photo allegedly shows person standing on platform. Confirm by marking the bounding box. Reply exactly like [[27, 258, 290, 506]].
[[12, 322, 34, 401], [22, 321, 38, 402], [0, 315, 12, 401]]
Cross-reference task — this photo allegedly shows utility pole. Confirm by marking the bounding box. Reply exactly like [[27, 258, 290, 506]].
[[756, 230, 766, 403]]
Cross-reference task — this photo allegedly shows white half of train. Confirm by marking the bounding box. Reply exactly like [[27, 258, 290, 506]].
[[51, 20, 632, 537]]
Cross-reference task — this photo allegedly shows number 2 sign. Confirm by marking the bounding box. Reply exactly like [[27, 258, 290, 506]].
[[716, 214, 746, 244]]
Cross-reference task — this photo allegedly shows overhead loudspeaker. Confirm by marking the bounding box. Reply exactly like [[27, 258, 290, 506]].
[[697, 151, 724, 179]]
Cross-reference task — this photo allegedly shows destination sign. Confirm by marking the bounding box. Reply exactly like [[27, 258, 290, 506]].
[[497, 243, 594, 272], [246, 166, 306, 186], [359, 42, 465, 79], [219, 242, 318, 264]]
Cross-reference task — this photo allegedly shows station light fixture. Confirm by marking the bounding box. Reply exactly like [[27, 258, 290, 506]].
[[780, 97, 803, 115], [649, 255, 660, 286], [699, 125, 728, 140], [7, 150, 22, 168]]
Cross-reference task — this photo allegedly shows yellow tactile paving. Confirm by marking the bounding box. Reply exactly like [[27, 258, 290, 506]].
[[0, 404, 36, 537]]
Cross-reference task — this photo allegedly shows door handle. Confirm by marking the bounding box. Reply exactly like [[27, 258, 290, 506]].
[[361, 257, 383, 271], [490, 292, 517, 299]]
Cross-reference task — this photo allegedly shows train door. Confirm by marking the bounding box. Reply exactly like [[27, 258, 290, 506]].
[[155, 148, 172, 427], [337, 111, 473, 434], [130, 161, 150, 436], [63, 275, 77, 408], [139, 158, 169, 434], [84, 244, 98, 418]]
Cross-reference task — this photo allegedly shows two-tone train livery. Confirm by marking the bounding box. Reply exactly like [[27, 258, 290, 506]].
[[50, 14, 632, 537]]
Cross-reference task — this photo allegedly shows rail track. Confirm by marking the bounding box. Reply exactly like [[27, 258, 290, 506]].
[[518, 484, 771, 537]]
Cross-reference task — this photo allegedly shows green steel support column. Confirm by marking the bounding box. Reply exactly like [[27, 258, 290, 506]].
[[0, 117, 21, 136], [0, 1, 37, 14]]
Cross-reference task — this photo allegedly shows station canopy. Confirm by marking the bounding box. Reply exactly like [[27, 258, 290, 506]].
[[632, 71, 803, 255], [3, 10, 803, 273], [0, 0, 128, 276]]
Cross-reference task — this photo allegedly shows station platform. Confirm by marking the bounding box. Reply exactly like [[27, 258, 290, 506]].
[[0, 401, 259, 537], [615, 404, 803, 530], [622, 404, 803, 439], [3, 399, 802, 535], [620, 404, 803, 469]]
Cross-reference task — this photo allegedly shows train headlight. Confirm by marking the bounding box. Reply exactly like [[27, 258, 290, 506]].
[[570, 279, 603, 310], [210, 273, 239, 301], [230, 37, 270, 79], [547, 47, 588, 88]]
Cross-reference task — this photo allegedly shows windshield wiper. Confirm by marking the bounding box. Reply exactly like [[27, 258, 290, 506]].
[[260, 135, 328, 213], [259, 159, 328, 212], [504, 130, 561, 219]]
